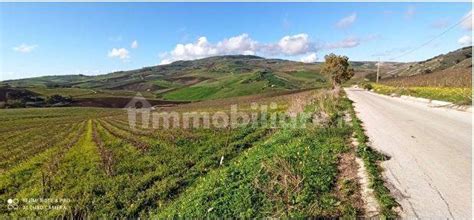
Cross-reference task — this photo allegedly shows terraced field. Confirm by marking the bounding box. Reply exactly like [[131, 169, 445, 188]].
[[0, 89, 374, 218]]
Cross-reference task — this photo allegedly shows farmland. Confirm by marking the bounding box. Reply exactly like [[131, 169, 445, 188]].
[[362, 46, 473, 105], [1, 56, 327, 103], [1, 47, 470, 218], [0, 89, 379, 218], [379, 67, 471, 88]]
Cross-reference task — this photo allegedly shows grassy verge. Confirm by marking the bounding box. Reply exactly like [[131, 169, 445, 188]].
[[371, 84, 471, 105], [344, 98, 398, 218], [152, 91, 359, 218]]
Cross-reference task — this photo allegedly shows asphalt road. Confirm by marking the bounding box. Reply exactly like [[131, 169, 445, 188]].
[[345, 88, 472, 219]]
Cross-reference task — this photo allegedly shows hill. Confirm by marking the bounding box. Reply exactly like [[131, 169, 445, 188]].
[[380, 46, 472, 88], [1, 47, 471, 108], [1, 55, 327, 104], [384, 46, 472, 78]]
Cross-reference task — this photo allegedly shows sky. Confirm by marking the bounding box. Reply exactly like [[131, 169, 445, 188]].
[[0, 2, 472, 80]]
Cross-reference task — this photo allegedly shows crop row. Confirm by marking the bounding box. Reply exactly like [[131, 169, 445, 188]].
[[0, 121, 87, 215]]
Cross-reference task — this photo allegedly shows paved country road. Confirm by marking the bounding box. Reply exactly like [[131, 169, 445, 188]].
[[345, 88, 472, 219]]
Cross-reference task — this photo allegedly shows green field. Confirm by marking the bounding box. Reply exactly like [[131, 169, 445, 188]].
[[0, 89, 384, 218]]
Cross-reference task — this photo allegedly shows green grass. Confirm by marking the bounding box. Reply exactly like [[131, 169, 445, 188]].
[[47, 120, 104, 218], [152, 79, 183, 89], [163, 86, 222, 100], [371, 84, 472, 105], [154, 92, 357, 218], [344, 98, 398, 218], [162, 73, 287, 101], [291, 71, 325, 81], [154, 126, 354, 218], [0, 89, 369, 218]]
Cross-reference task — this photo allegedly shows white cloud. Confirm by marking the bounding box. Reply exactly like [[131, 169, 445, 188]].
[[277, 33, 312, 55], [159, 33, 366, 64], [405, 6, 416, 19], [458, 35, 472, 46], [13, 43, 37, 53], [336, 13, 357, 28], [160, 37, 218, 64], [300, 53, 318, 63], [161, 33, 316, 64], [172, 36, 217, 58], [217, 33, 257, 55], [108, 48, 130, 60], [325, 37, 360, 49], [461, 10, 472, 31], [131, 40, 138, 49]]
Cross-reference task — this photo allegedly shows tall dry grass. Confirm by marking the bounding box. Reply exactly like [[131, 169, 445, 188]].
[[380, 68, 472, 88]]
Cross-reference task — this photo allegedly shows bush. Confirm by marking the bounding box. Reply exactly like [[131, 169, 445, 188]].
[[362, 83, 373, 90], [46, 94, 73, 105]]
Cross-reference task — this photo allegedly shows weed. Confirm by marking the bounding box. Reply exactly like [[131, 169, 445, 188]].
[[344, 98, 399, 218]]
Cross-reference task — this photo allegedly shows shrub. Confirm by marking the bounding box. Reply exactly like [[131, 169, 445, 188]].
[[362, 83, 373, 90], [46, 94, 72, 105]]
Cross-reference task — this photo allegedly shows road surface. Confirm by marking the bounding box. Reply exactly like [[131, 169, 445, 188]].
[[345, 88, 472, 219]]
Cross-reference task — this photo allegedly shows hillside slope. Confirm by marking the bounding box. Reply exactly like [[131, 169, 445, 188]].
[[386, 46, 472, 78], [380, 46, 472, 88], [2, 55, 327, 101], [2, 47, 470, 105]]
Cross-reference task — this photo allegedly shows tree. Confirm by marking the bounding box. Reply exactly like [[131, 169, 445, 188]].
[[46, 94, 72, 105], [321, 53, 354, 89]]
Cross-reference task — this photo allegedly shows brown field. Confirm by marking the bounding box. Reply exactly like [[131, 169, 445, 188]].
[[380, 68, 472, 88], [72, 97, 189, 108]]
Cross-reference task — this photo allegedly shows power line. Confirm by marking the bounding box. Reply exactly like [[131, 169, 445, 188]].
[[387, 13, 472, 61]]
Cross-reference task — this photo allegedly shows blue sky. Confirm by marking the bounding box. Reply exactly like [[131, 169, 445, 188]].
[[0, 2, 472, 80]]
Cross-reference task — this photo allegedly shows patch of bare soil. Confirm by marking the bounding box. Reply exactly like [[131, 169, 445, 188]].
[[335, 145, 365, 216], [72, 97, 189, 108]]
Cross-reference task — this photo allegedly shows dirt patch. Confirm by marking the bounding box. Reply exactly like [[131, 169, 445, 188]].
[[72, 97, 189, 108], [286, 90, 315, 117], [163, 88, 315, 112], [335, 148, 365, 216], [169, 76, 209, 85]]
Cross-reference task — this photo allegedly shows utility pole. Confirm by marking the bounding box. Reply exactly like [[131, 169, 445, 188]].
[[376, 58, 380, 83]]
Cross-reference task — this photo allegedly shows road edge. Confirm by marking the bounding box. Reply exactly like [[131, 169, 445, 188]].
[[344, 96, 399, 218], [366, 90, 472, 113]]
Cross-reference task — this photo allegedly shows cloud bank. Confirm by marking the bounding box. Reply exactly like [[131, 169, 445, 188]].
[[160, 33, 317, 64], [159, 33, 369, 64]]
